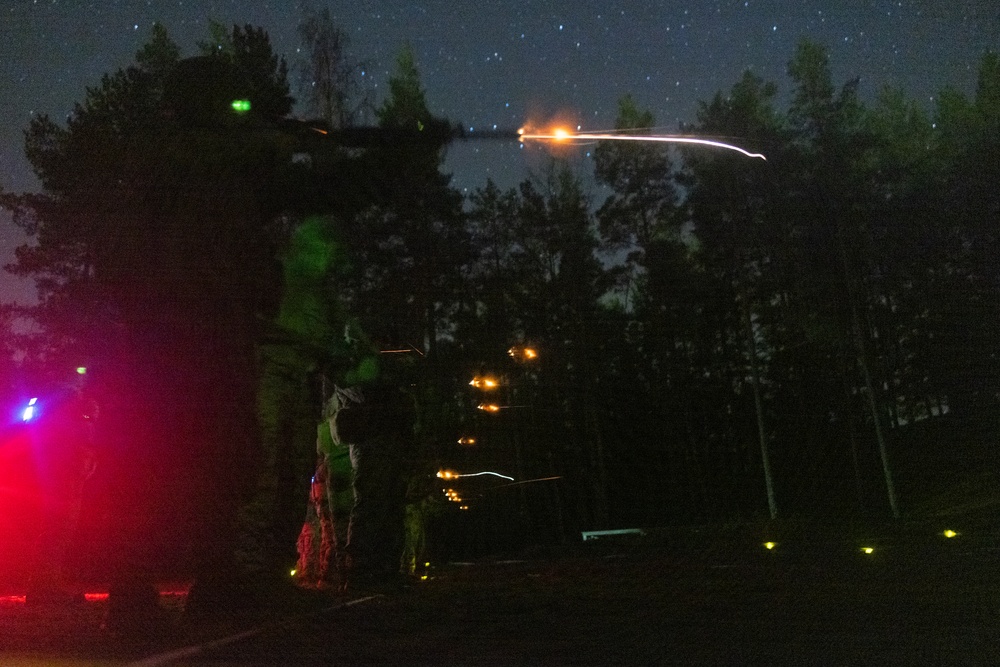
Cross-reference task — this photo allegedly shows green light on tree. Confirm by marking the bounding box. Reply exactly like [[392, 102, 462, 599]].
[[231, 99, 251, 112]]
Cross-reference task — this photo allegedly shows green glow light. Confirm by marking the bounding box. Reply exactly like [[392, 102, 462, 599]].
[[231, 99, 251, 112], [76, 366, 87, 375]]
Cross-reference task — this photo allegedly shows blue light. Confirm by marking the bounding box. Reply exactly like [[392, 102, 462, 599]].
[[21, 397, 38, 422]]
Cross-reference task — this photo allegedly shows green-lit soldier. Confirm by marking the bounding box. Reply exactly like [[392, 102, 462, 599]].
[[279, 217, 419, 589]]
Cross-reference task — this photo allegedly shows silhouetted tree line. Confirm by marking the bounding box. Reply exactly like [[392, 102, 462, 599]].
[[450, 44, 1000, 545], [2, 14, 998, 607]]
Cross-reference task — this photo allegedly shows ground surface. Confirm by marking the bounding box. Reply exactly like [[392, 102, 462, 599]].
[[2, 524, 998, 665]]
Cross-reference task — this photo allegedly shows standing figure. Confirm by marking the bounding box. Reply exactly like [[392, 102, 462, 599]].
[[296, 414, 353, 589], [26, 383, 99, 605], [294, 450, 336, 587], [330, 381, 415, 589]]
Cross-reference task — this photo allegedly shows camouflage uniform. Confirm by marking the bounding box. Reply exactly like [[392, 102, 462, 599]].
[[330, 382, 414, 587], [295, 416, 354, 589], [295, 452, 336, 587]]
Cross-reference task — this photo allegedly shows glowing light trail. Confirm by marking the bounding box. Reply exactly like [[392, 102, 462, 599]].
[[438, 469, 515, 481], [520, 130, 767, 160], [457, 471, 515, 481]]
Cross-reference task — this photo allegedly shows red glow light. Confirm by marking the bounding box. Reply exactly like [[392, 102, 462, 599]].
[[0, 588, 187, 605], [160, 588, 189, 597]]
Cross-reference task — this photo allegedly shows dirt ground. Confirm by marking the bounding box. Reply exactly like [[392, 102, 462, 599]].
[[2, 526, 999, 665], [196, 537, 1000, 665]]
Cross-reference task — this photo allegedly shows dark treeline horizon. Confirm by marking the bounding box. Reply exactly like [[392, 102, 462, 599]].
[[1, 14, 998, 583]]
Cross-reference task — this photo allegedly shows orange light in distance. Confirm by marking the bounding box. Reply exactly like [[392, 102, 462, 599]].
[[477, 403, 501, 413], [469, 376, 500, 390], [508, 346, 538, 361], [552, 127, 572, 141], [458, 437, 476, 446]]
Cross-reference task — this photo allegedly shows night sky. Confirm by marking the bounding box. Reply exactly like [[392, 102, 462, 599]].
[[1, 0, 997, 305]]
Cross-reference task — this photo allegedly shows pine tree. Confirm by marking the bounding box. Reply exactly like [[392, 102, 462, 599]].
[[3, 23, 302, 620]]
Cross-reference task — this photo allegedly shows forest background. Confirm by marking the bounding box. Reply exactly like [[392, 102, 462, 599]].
[[1, 11, 998, 585]]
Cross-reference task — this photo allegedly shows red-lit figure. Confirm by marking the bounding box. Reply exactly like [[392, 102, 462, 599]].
[[295, 444, 339, 588], [295, 400, 356, 590], [295, 329, 418, 592], [21, 379, 99, 605]]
